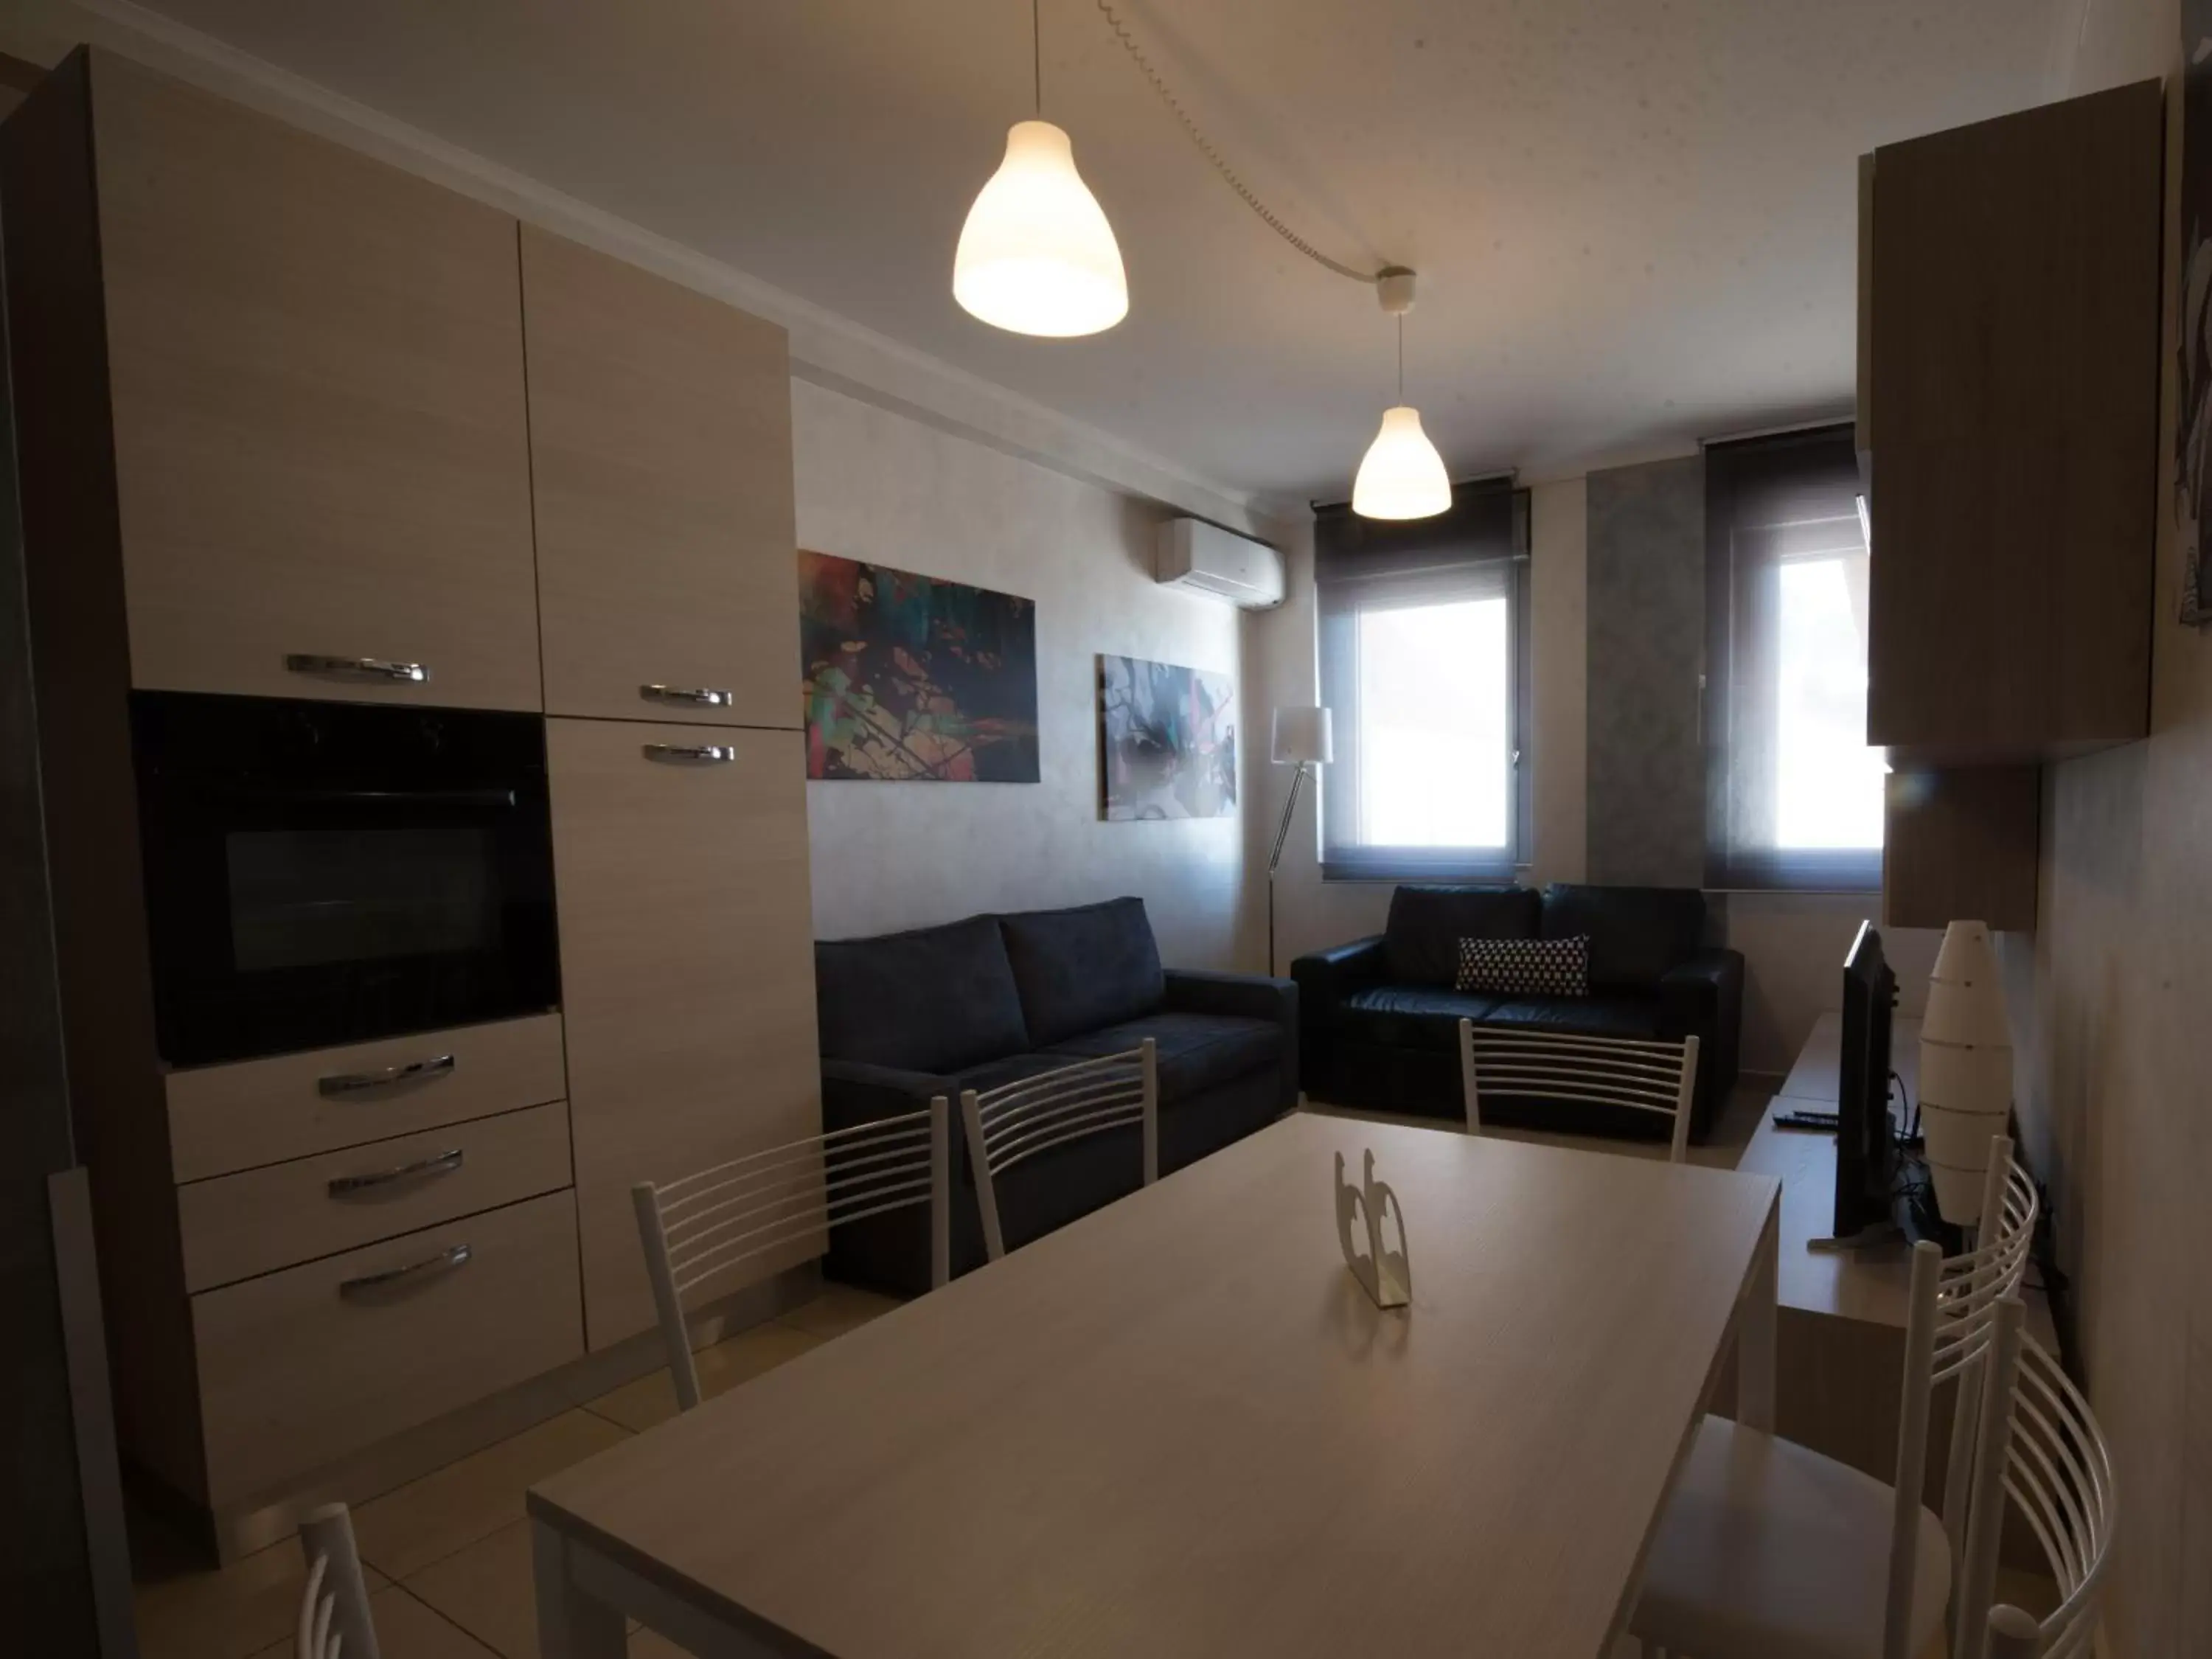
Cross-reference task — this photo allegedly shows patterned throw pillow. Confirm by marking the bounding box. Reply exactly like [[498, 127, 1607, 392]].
[[1455, 934, 1590, 997]]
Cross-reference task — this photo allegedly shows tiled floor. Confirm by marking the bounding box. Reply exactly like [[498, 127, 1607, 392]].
[[128, 1282, 897, 1659]]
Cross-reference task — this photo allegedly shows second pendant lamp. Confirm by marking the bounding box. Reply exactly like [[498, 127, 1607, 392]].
[[1351, 268, 1451, 521], [953, 0, 1127, 337]]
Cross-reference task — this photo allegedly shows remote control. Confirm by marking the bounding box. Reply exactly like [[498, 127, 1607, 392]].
[[1773, 1108, 1840, 1132]]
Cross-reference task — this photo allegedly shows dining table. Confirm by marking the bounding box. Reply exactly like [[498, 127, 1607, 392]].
[[530, 1112, 1781, 1658]]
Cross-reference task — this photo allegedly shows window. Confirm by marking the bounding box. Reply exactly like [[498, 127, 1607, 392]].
[[1705, 425, 1884, 889], [1315, 484, 1529, 881]]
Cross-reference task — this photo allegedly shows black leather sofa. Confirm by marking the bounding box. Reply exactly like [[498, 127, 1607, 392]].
[[815, 897, 1296, 1293], [1293, 883, 1742, 1142]]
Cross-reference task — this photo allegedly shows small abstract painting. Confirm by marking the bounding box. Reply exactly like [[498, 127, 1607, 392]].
[[799, 551, 1040, 782], [1099, 654, 1237, 821]]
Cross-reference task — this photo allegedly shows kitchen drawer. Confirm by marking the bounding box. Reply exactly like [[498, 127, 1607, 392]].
[[178, 1102, 573, 1293], [194, 1189, 582, 1506], [167, 1014, 566, 1183]]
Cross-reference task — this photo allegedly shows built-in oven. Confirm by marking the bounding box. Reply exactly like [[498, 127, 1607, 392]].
[[132, 692, 560, 1068]]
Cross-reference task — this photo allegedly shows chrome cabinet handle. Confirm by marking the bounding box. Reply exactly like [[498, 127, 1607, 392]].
[[337, 1242, 471, 1298], [639, 684, 734, 708], [285, 653, 430, 684], [641, 742, 736, 764], [327, 1148, 464, 1197], [317, 1054, 456, 1097]]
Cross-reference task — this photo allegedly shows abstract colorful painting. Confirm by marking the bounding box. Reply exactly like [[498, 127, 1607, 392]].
[[799, 551, 1040, 782], [1099, 655, 1237, 821]]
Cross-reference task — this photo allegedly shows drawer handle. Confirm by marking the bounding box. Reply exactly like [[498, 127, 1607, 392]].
[[639, 684, 734, 709], [338, 1242, 472, 1298], [285, 653, 430, 684], [327, 1148, 464, 1197], [641, 742, 736, 764], [317, 1054, 456, 1097]]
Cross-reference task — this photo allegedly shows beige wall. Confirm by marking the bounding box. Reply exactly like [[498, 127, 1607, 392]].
[[792, 380, 1249, 971], [1242, 474, 1932, 1077], [2011, 4, 2205, 1654]]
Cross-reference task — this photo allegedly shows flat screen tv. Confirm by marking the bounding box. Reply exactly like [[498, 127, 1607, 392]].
[[1834, 921, 1898, 1240]]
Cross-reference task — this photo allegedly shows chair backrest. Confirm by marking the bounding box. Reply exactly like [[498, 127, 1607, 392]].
[[1961, 1303, 2116, 1659], [1880, 1139, 2039, 1659], [959, 1040, 1158, 1262], [1457, 1020, 1699, 1162], [632, 1099, 950, 1412], [295, 1503, 378, 1659]]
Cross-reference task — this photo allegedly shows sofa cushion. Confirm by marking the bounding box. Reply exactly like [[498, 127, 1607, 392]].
[[999, 897, 1165, 1048], [1045, 1011, 1281, 1100], [815, 914, 1029, 1074], [949, 1052, 1093, 1096], [1385, 886, 1540, 986], [1338, 985, 1501, 1054], [1541, 885, 1706, 992], [1456, 935, 1590, 998], [1480, 995, 1662, 1040]]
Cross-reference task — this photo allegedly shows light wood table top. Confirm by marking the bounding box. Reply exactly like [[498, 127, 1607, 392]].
[[532, 1113, 1780, 1659]]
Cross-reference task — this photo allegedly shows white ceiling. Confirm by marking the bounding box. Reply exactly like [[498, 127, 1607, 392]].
[[64, 1, 2076, 503]]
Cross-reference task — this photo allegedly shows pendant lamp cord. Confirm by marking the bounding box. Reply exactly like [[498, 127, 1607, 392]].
[[1397, 314, 1405, 402], [1033, 0, 1043, 115], [1093, 0, 1382, 286]]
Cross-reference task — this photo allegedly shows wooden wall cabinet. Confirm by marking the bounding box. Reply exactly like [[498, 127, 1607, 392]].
[[87, 54, 543, 710], [523, 228, 801, 729], [1863, 79, 2160, 763], [549, 719, 820, 1352]]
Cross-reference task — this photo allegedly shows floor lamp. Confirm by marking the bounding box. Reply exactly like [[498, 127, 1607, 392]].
[[1268, 707, 1332, 977]]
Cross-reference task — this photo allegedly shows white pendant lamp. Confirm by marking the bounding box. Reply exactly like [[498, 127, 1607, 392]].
[[1919, 919, 2014, 1227], [1352, 268, 1450, 520], [953, 2, 1127, 337]]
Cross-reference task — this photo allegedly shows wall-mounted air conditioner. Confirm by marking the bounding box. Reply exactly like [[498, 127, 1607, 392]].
[[1154, 519, 1284, 609]]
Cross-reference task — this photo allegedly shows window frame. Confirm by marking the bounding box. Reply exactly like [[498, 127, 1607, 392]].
[[1703, 424, 1883, 893], [1313, 488, 1532, 885]]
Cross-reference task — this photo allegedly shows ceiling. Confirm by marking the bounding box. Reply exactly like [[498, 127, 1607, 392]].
[[88, 1, 2074, 502]]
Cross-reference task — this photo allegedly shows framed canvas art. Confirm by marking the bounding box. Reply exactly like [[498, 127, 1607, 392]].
[[1099, 654, 1237, 820], [799, 551, 1040, 782]]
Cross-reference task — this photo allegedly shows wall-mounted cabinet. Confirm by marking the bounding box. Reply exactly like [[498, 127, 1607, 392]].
[[86, 53, 543, 710], [1882, 767, 2041, 933], [1861, 79, 2161, 764], [523, 229, 801, 730]]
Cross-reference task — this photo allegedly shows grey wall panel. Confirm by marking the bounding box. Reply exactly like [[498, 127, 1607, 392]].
[[1585, 456, 1705, 888]]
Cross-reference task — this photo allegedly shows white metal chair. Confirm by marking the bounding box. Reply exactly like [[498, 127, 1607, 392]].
[[1631, 1138, 2039, 1659], [1458, 1019, 1700, 1162], [959, 1040, 1158, 1262], [1964, 1301, 2115, 1659], [293, 1503, 378, 1659], [632, 1100, 950, 1413]]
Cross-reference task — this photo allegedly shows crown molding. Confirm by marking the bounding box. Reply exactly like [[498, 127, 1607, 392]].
[[3, 0, 1295, 540]]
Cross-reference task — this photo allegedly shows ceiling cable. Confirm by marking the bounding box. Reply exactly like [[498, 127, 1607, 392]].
[[1092, 0, 1382, 286], [1397, 313, 1405, 401], [1033, 0, 1043, 116]]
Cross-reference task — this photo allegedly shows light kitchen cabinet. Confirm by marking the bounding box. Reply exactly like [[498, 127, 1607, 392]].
[[91, 52, 541, 709], [523, 227, 801, 729], [548, 717, 820, 1349]]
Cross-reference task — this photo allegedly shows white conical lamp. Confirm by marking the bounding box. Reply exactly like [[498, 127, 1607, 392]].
[[1919, 919, 2014, 1225], [954, 119, 1128, 337], [1353, 406, 1451, 519], [1352, 267, 1450, 521]]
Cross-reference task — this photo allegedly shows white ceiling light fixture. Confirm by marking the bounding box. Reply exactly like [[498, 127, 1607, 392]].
[[1092, 3, 1450, 519], [1352, 268, 1451, 521], [953, 0, 1128, 337]]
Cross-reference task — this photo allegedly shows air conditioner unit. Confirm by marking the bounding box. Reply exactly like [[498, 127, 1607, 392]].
[[1155, 518, 1284, 609]]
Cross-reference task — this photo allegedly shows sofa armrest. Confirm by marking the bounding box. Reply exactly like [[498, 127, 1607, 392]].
[[1658, 949, 1745, 1105], [819, 1058, 960, 1131], [1162, 967, 1297, 1027], [1290, 934, 1388, 1012]]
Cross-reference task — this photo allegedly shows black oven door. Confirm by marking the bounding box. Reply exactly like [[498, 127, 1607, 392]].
[[133, 693, 560, 1068]]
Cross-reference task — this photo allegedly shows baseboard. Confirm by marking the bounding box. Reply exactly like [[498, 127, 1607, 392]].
[[173, 1262, 818, 1563]]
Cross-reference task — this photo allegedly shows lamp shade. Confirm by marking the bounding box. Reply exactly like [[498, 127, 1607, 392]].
[[953, 120, 1127, 338], [1352, 406, 1450, 521], [1919, 919, 2013, 1225], [1271, 706, 1333, 766]]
